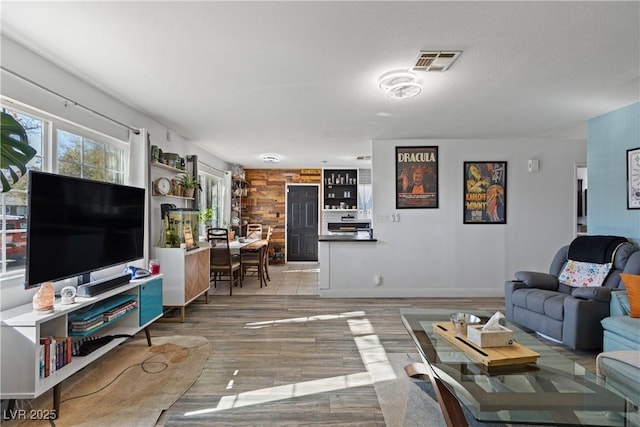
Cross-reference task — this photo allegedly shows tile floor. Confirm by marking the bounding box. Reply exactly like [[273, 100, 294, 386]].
[[210, 262, 320, 296]]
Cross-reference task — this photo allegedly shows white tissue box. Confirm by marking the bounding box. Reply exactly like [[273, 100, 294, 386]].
[[467, 324, 514, 348]]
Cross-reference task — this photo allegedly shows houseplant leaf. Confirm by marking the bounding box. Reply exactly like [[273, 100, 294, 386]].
[[1, 112, 37, 192]]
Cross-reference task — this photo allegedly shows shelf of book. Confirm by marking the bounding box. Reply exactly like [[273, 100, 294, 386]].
[[68, 294, 138, 337]]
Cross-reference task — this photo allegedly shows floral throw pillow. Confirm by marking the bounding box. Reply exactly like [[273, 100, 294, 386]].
[[558, 260, 612, 287]]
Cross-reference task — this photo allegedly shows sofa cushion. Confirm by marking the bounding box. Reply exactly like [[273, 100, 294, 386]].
[[512, 288, 565, 321], [601, 316, 640, 342], [558, 260, 612, 287], [620, 273, 640, 317]]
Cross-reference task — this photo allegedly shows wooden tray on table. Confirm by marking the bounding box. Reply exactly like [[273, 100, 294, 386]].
[[432, 321, 540, 367]]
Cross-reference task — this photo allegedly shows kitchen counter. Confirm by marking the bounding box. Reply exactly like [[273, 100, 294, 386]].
[[318, 234, 377, 242], [318, 235, 378, 296]]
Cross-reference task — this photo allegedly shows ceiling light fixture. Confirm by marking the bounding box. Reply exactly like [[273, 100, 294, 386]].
[[261, 153, 280, 163], [378, 70, 422, 100]]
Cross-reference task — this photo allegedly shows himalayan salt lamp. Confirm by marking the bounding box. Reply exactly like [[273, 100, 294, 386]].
[[33, 282, 55, 314]]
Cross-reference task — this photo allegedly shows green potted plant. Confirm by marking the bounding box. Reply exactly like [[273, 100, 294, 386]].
[[178, 174, 201, 198], [222, 220, 235, 241], [198, 207, 214, 226], [1, 112, 36, 192], [198, 207, 215, 237]]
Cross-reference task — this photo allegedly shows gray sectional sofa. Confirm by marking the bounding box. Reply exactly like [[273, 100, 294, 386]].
[[505, 236, 640, 351]]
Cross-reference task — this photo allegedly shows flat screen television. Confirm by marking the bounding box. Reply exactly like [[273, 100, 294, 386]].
[[25, 171, 145, 289]]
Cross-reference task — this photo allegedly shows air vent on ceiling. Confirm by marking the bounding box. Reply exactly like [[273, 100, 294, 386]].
[[413, 51, 461, 72]]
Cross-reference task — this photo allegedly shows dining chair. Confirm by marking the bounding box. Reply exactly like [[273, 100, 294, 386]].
[[262, 226, 273, 282], [241, 226, 273, 287], [246, 223, 262, 240], [207, 228, 242, 295]]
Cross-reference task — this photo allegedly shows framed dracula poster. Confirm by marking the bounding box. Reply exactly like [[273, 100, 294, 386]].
[[395, 146, 438, 209], [463, 161, 507, 224]]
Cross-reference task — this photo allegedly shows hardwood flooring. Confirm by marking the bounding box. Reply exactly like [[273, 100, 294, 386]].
[[151, 262, 600, 426]]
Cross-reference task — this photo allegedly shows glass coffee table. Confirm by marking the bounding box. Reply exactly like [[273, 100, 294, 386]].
[[400, 308, 636, 427]]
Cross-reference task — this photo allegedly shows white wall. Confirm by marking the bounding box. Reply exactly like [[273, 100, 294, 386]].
[[0, 35, 230, 310], [320, 138, 586, 297]]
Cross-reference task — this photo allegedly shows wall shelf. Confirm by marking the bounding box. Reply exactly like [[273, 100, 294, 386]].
[[151, 191, 194, 200], [323, 168, 358, 210], [150, 161, 187, 174], [232, 175, 249, 236]]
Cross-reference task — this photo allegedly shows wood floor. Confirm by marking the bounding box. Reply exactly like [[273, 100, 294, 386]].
[[151, 262, 600, 426]]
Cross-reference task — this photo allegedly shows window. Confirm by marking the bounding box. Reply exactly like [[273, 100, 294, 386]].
[[57, 129, 124, 183], [1, 108, 44, 275], [0, 103, 127, 278], [198, 171, 223, 237]]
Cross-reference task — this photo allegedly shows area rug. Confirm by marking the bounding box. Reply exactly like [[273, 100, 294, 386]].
[[375, 353, 446, 427], [4, 335, 211, 427], [379, 353, 507, 427]]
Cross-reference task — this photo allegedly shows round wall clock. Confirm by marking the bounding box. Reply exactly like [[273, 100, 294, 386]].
[[154, 177, 171, 196]]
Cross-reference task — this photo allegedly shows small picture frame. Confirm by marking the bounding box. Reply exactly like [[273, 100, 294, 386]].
[[627, 147, 640, 209], [463, 161, 507, 224]]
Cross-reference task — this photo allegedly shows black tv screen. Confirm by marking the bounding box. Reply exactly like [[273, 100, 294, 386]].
[[25, 171, 145, 289]]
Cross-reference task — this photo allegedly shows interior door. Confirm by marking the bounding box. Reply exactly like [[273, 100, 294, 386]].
[[286, 185, 319, 261]]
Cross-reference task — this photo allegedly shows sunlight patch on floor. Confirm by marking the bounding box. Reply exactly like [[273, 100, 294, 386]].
[[350, 319, 397, 384], [245, 310, 366, 329], [282, 268, 320, 273], [185, 310, 396, 417], [183, 372, 374, 416]]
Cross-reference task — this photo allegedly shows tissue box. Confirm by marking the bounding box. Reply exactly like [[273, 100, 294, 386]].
[[467, 324, 514, 348]]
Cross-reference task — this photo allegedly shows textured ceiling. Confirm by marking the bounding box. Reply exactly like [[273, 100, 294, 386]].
[[1, 1, 639, 168]]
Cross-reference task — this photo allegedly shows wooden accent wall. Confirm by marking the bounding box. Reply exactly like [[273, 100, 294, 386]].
[[244, 169, 321, 262]]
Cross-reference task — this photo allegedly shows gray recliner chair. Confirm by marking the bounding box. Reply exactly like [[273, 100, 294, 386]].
[[504, 235, 640, 351]]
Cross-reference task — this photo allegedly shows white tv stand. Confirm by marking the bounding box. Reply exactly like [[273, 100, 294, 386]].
[[0, 274, 163, 418]]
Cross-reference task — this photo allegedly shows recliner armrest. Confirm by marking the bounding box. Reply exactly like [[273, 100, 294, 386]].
[[514, 271, 559, 290], [571, 286, 612, 302]]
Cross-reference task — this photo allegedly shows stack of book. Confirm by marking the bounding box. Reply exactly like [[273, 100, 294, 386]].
[[103, 300, 138, 322], [68, 313, 104, 334], [39, 336, 72, 379]]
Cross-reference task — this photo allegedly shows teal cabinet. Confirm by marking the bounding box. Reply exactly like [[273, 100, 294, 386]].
[[139, 277, 163, 326]]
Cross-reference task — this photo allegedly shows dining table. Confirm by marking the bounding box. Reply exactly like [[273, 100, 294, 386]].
[[228, 237, 260, 249]]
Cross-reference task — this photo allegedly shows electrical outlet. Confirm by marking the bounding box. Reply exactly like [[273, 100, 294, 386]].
[[374, 274, 382, 285]]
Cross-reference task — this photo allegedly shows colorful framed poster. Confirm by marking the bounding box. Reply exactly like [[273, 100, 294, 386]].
[[463, 161, 507, 224], [627, 147, 640, 209], [396, 146, 438, 209]]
